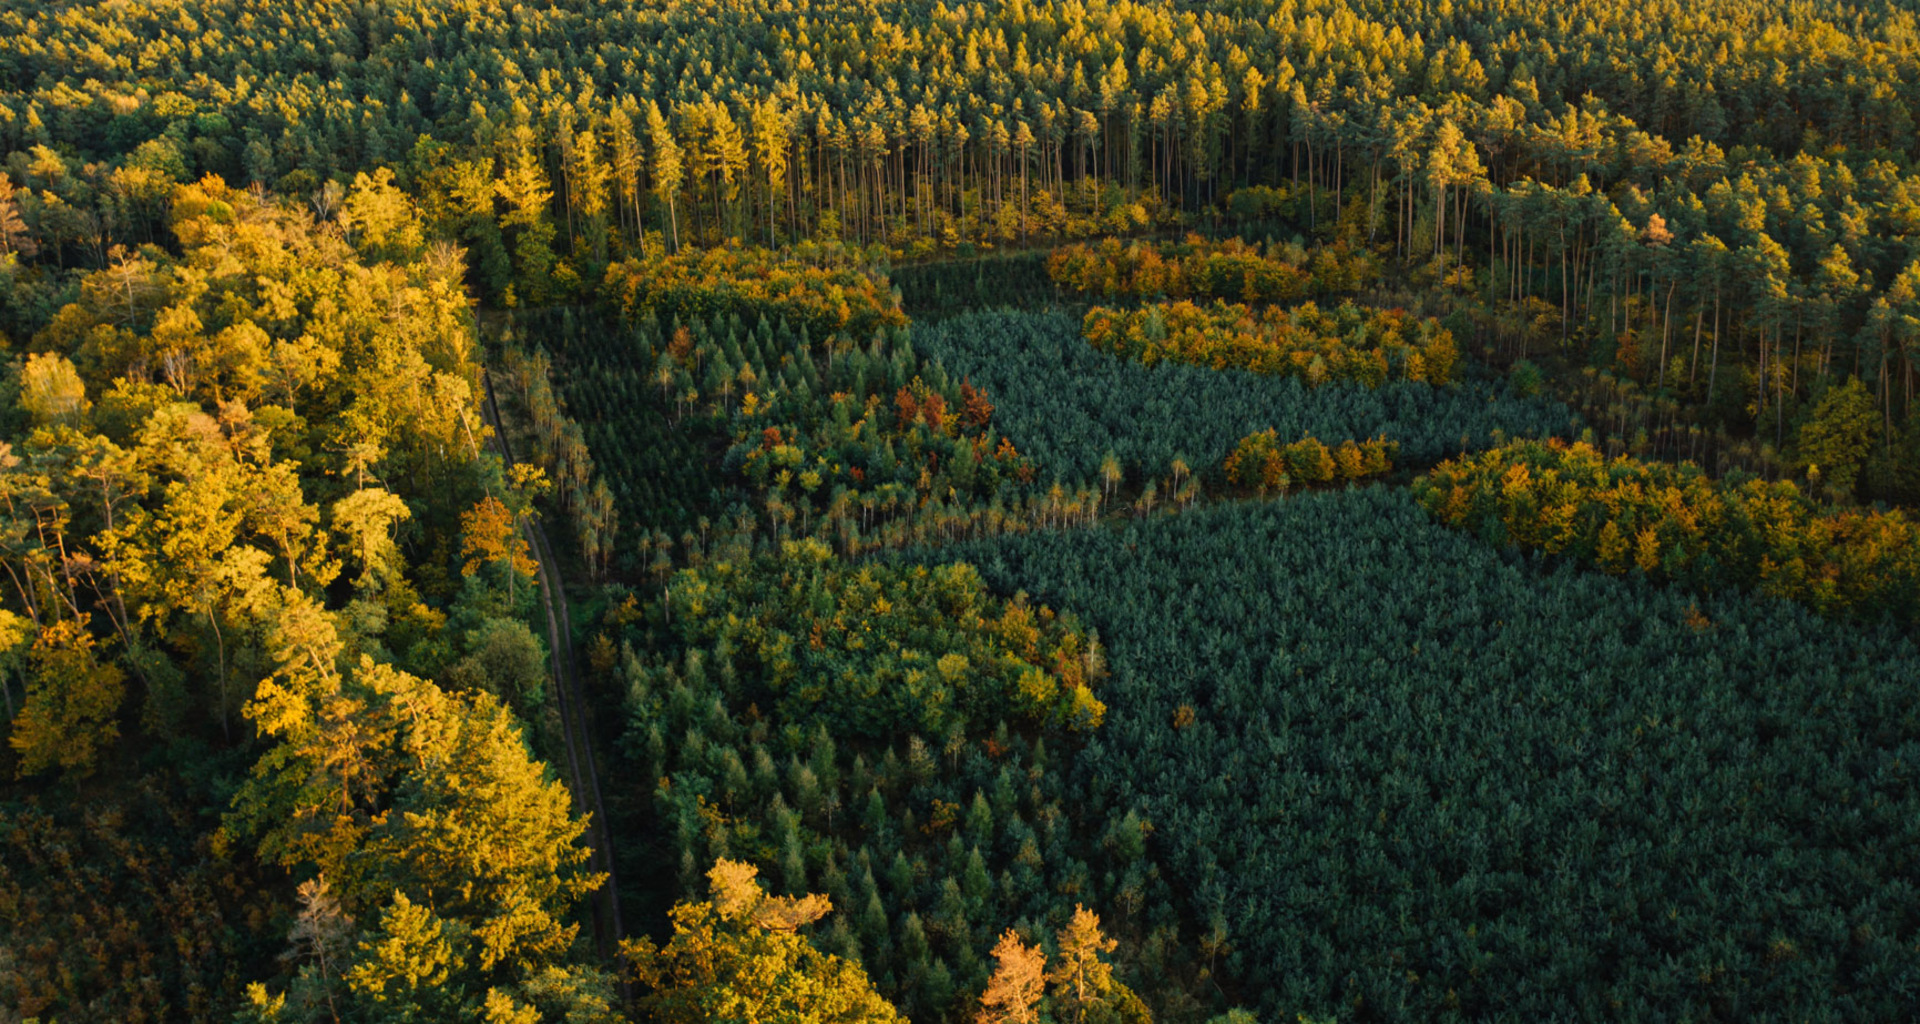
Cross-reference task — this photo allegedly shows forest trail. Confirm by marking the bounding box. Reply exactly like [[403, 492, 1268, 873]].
[[481, 368, 628, 965]]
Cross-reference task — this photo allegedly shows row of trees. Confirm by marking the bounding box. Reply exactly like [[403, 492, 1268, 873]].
[[1047, 236, 1377, 305], [1223, 432, 1396, 493], [492, 343, 620, 580], [10, 0, 1920, 254], [1082, 300, 1459, 388], [600, 242, 910, 337], [1414, 435, 1920, 621]]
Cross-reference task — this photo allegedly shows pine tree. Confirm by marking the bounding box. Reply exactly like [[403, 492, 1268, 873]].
[[648, 100, 685, 251], [609, 100, 645, 244], [1049, 905, 1117, 1024], [976, 929, 1046, 1024], [344, 892, 463, 1012], [626, 859, 901, 1024], [566, 113, 613, 261]]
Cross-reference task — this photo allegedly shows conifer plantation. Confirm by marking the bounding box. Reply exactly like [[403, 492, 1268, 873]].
[[1, 0, 1918, 1021]]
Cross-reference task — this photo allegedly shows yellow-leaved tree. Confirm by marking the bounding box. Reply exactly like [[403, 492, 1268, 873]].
[[625, 859, 902, 1024], [1049, 906, 1152, 1024], [8, 617, 125, 777]]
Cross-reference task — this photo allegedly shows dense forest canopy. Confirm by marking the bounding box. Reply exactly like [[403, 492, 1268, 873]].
[[911, 308, 1569, 480], [937, 487, 1920, 1020], [3, 0, 1920, 1021], [6, 0, 1920, 495]]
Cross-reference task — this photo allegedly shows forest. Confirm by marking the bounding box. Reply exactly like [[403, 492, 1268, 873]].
[[2, 0, 1919, 1022]]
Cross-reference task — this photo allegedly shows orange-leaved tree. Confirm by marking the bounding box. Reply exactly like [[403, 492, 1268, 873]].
[[977, 929, 1047, 1024], [461, 496, 538, 597]]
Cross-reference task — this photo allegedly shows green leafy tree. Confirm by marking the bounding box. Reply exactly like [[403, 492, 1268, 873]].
[[1797, 377, 1878, 501]]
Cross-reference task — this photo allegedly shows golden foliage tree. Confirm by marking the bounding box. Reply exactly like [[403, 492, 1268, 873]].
[[361, 688, 601, 974], [17, 352, 89, 427], [1050, 906, 1119, 1024], [625, 858, 902, 1024], [8, 617, 125, 777], [1049, 906, 1151, 1024], [344, 891, 461, 1008]]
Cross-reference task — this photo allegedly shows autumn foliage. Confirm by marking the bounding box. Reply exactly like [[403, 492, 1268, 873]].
[[977, 931, 1047, 1024], [7, 618, 126, 777], [603, 243, 908, 340], [1224, 431, 1397, 491], [1083, 300, 1459, 387], [1048, 235, 1380, 303], [626, 859, 899, 1024], [1415, 439, 1920, 620], [959, 379, 995, 430], [460, 497, 538, 580], [976, 907, 1148, 1024]]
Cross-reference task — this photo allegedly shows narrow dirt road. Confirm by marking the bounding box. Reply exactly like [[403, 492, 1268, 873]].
[[481, 369, 626, 962]]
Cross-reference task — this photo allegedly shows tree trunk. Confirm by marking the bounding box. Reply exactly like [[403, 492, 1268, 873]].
[[1658, 280, 1676, 389], [1690, 301, 1706, 387]]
